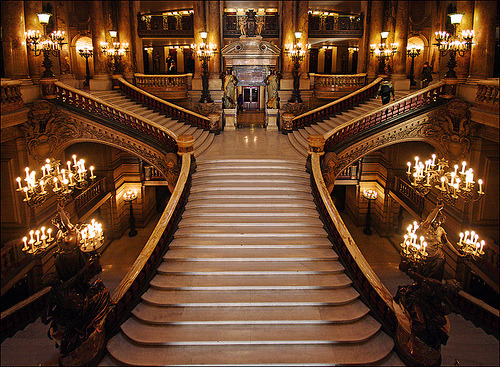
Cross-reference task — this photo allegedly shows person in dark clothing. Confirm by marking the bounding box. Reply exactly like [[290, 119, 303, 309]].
[[237, 93, 244, 113], [377, 80, 395, 105], [421, 62, 433, 88]]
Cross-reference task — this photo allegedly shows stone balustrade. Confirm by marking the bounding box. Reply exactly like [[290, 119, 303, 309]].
[[474, 79, 499, 112], [74, 177, 107, 217], [134, 73, 191, 100], [312, 73, 367, 99], [1, 79, 24, 114]]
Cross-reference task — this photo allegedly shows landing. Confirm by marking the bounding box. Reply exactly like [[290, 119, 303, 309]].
[[199, 127, 304, 161]]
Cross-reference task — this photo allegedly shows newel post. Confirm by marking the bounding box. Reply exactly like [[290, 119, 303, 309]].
[[306, 134, 326, 173], [208, 113, 220, 134], [177, 134, 196, 173], [281, 112, 294, 134]]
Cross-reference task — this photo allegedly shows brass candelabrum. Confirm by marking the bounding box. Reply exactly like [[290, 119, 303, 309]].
[[285, 31, 310, 103], [191, 31, 217, 103]]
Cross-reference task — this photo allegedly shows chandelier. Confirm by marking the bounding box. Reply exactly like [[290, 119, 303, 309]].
[[16, 155, 95, 207], [191, 31, 217, 103], [25, 12, 66, 78], [370, 32, 398, 60], [458, 230, 485, 257], [406, 154, 484, 203], [101, 31, 130, 74], [400, 221, 428, 264], [285, 32, 310, 63]]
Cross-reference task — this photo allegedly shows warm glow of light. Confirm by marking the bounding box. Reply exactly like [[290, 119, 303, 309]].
[[380, 31, 389, 39], [109, 30, 117, 38], [37, 13, 51, 25], [449, 13, 463, 25]]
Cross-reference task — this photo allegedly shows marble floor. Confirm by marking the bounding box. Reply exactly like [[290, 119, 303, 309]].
[[1, 126, 498, 366]]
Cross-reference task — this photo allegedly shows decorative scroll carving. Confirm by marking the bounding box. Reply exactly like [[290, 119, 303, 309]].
[[322, 152, 338, 193]]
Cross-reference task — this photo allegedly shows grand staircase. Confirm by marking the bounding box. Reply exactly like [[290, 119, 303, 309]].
[[89, 90, 214, 157], [288, 91, 407, 156], [106, 159, 395, 365]]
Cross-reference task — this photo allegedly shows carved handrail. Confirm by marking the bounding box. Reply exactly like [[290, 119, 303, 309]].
[[134, 73, 190, 89], [117, 76, 210, 130], [312, 73, 367, 91], [291, 77, 383, 131], [393, 176, 425, 215], [324, 81, 446, 152], [106, 153, 191, 333], [474, 79, 499, 111], [54, 82, 178, 153], [310, 153, 398, 333], [74, 177, 106, 215], [1, 79, 24, 114]]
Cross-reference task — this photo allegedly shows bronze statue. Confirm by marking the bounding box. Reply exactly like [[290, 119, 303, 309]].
[[264, 68, 280, 109], [222, 70, 238, 109]]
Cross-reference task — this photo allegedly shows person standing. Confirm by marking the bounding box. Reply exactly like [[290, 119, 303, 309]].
[[421, 62, 433, 88], [377, 79, 395, 105]]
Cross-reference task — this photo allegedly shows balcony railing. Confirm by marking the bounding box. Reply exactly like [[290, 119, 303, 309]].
[[312, 73, 367, 99], [324, 82, 446, 152], [1, 79, 24, 114], [222, 12, 279, 38], [392, 176, 425, 216], [134, 73, 190, 100], [117, 76, 210, 130], [474, 79, 499, 112], [308, 13, 363, 38], [74, 177, 107, 217], [290, 77, 383, 131], [138, 11, 194, 38]]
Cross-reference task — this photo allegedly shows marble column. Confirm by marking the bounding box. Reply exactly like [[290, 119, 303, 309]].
[[357, 1, 370, 73], [455, 1, 474, 82], [1, 0, 30, 80], [54, 1, 74, 84], [207, 0, 220, 75], [118, 0, 134, 81], [469, 1, 497, 80], [296, 0, 309, 76], [367, 1, 384, 80], [281, 0, 294, 80], [24, 1, 42, 84], [90, 0, 111, 89], [193, 0, 205, 78], [392, 1, 409, 90], [131, 1, 144, 74]]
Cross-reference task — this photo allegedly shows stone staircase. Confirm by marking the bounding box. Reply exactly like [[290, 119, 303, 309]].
[[288, 91, 407, 156], [89, 90, 214, 157], [106, 159, 395, 365]]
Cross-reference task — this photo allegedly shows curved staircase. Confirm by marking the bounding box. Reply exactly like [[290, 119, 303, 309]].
[[288, 91, 407, 156], [106, 159, 395, 365], [89, 90, 214, 157]]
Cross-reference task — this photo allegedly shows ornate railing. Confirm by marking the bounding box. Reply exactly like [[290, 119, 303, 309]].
[[324, 82, 446, 152], [117, 77, 210, 130], [222, 12, 279, 38], [392, 176, 425, 216], [308, 12, 363, 38], [134, 73, 190, 100], [290, 77, 383, 131], [74, 177, 106, 217], [105, 153, 192, 335], [1, 79, 24, 114], [138, 11, 194, 38], [54, 81, 178, 153], [310, 153, 398, 334], [312, 73, 367, 98], [474, 79, 499, 112]]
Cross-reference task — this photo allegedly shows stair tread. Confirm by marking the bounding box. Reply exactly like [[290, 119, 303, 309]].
[[178, 217, 323, 225], [168, 237, 332, 247], [107, 330, 394, 365], [163, 248, 337, 260]]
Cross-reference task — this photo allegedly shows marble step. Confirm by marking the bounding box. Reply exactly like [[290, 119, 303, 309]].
[[184, 198, 317, 209], [163, 248, 337, 261], [131, 301, 369, 324], [168, 237, 332, 248], [178, 216, 323, 226], [141, 288, 359, 307], [191, 176, 310, 185], [107, 330, 394, 365], [156, 260, 344, 274], [189, 183, 312, 193], [188, 190, 314, 200], [196, 162, 306, 171], [149, 273, 351, 291], [120, 316, 380, 345], [193, 169, 309, 179], [194, 133, 215, 157], [287, 133, 309, 157]]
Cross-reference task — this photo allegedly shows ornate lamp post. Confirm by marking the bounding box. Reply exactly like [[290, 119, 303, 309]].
[[101, 31, 129, 75], [191, 31, 217, 103], [77, 47, 93, 87], [406, 45, 422, 86], [285, 31, 310, 103], [434, 13, 474, 78], [123, 189, 138, 237], [25, 12, 66, 78], [362, 189, 377, 235], [370, 31, 398, 74]]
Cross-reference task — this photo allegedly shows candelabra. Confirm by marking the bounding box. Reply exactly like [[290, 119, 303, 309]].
[[406, 45, 423, 86], [15, 155, 95, 207], [370, 32, 398, 74], [123, 189, 138, 237], [434, 13, 474, 78], [400, 221, 428, 264], [191, 31, 217, 103], [101, 31, 129, 75], [362, 189, 377, 235], [79, 219, 104, 252], [22, 225, 55, 254], [285, 31, 310, 103], [457, 230, 485, 257], [77, 47, 93, 87], [25, 13, 66, 78], [406, 154, 484, 203]]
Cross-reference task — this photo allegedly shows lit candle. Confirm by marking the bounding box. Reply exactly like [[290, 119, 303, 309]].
[[47, 228, 52, 242], [16, 177, 22, 190], [41, 234, 46, 246], [426, 173, 430, 185], [73, 154, 77, 167], [464, 230, 470, 244], [80, 159, 85, 172], [40, 179, 45, 193], [459, 232, 463, 245], [61, 169, 66, 181], [461, 161, 466, 174], [441, 176, 446, 190], [41, 165, 46, 176], [478, 179, 483, 194], [53, 177, 59, 190], [29, 230, 34, 243], [413, 172, 417, 185], [479, 240, 485, 254], [69, 172, 74, 185], [35, 230, 40, 244], [23, 187, 29, 200], [25, 167, 30, 180], [407, 162, 411, 175], [90, 166, 95, 178], [423, 242, 427, 254], [22, 237, 28, 251], [454, 164, 458, 175], [431, 154, 436, 166], [67, 161, 72, 172]]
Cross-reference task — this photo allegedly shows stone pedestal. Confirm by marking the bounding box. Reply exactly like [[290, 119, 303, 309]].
[[20, 79, 41, 103], [90, 74, 112, 91], [442, 78, 459, 99], [209, 113, 221, 134], [281, 113, 294, 134], [266, 108, 279, 131], [40, 78, 59, 100], [177, 135, 195, 155], [223, 109, 237, 131]]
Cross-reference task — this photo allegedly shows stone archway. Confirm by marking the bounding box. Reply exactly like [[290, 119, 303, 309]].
[[406, 35, 428, 81], [71, 35, 94, 82]]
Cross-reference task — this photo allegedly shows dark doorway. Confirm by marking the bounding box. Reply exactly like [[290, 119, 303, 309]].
[[309, 48, 318, 73], [243, 86, 259, 110], [324, 48, 332, 74]]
